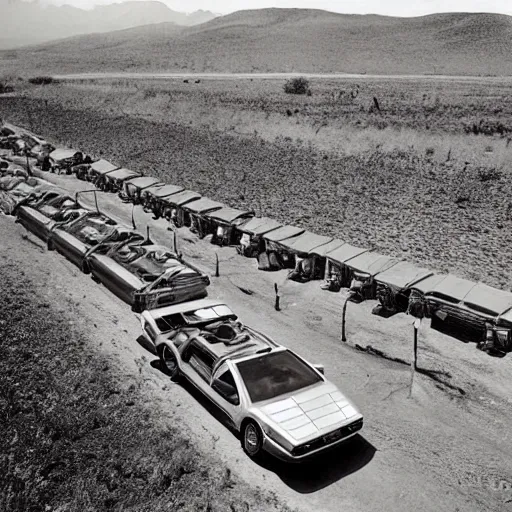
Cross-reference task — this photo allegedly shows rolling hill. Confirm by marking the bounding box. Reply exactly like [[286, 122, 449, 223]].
[[0, 1, 216, 49], [2, 8, 512, 75]]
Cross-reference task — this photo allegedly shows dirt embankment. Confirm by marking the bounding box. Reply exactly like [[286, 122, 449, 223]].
[[2, 96, 511, 290], [0, 218, 293, 512]]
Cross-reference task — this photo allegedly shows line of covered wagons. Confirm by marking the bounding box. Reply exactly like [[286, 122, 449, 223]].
[[26, 147, 512, 356]]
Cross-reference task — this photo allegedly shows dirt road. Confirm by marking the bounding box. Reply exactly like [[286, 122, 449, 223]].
[[2, 171, 511, 511], [53, 72, 512, 82]]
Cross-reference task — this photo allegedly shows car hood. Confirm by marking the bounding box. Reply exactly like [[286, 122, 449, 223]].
[[257, 382, 361, 443]]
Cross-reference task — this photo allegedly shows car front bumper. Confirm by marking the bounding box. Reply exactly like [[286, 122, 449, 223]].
[[262, 424, 362, 463]]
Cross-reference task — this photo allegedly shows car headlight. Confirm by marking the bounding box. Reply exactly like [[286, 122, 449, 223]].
[[261, 424, 293, 452]]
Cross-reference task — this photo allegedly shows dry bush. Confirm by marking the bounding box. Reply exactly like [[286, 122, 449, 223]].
[[283, 77, 310, 95], [28, 76, 58, 85]]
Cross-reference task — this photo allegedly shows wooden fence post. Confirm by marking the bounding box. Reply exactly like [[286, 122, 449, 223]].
[[274, 283, 280, 311], [341, 295, 350, 342]]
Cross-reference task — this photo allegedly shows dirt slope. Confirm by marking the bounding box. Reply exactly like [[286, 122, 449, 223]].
[[2, 169, 511, 511], [2, 10, 512, 75]]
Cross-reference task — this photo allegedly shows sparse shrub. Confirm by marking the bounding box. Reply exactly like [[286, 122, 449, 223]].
[[143, 88, 158, 99], [286, 109, 293, 116], [425, 147, 435, 157], [28, 76, 58, 85], [283, 76, 310, 95], [478, 167, 502, 182], [0, 82, 14, 94]]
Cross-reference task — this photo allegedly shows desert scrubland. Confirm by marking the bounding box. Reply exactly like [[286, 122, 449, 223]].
[[2, 76, 512, 289]]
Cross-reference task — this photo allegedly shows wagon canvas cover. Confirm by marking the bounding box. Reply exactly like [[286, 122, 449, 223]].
[[325, 243, 368, 266], [164, 189, 202, 206], [263, 225, 305, 243], [309, 239, 345, 257], [183, 197, 224, 214], [149, 184, 184, 198], [345, 252, 399, 277], [206, 207, 254, 225], [106, 168, 141, 181], [461, 283, 512, 317], [375, 261, 434, 290], [278, 231, 333, 255], [49, 148, 81, 162], [239, 217, 283, 236], [125, 176, 162, 190], [424, 275, 477, 303]]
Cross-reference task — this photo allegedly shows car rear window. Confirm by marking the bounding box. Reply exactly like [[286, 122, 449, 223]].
[[236, 350, 322, 403]]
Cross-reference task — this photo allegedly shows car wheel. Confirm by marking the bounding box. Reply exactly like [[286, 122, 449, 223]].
[[47, 238, 54, 251], [81, 260, 90, 275], [159, 345, 180, 382], [242, 420, 263, 459]]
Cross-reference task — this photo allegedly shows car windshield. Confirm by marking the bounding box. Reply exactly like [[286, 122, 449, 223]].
[[236, 350, 322, 403]]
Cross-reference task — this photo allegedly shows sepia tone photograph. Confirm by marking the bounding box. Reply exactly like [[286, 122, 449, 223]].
[[1, 0, 511, 510]]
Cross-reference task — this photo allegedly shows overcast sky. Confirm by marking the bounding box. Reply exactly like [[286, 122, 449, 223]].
[[36, 0, 512, 16]]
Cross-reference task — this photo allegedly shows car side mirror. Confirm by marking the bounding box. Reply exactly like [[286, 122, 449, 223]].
[[313, 364, 325, 375], [212, 379, 239, 405]]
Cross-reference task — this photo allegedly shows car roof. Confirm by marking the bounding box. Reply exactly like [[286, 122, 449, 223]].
[[199, 326, 277, 363], [146, 298, 230, 320]]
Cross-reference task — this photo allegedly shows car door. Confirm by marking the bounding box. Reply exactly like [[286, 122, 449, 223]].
[[208, 363, 242, 425], [88, 253, 139, 306], [180, 341, 217, 396]]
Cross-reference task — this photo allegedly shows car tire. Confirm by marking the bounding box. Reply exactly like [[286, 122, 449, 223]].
[[47, 238, 54, 251], [241, 420, 263, 460], [159, 345, 181, 382], [81, 260, 90, 275]]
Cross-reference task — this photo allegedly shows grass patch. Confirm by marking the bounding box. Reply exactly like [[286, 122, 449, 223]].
[[0, 258, 292, 512]]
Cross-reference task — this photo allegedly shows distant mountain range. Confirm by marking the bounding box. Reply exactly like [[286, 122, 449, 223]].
[[0, 0, 217, 49], [2, 8, 512, 76]]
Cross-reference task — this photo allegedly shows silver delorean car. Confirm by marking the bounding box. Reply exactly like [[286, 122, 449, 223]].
[[140, 299, 363, 462]]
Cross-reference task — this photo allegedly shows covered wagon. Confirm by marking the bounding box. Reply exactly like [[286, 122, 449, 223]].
[[80, 159, 119, 183], [49, 148, 84, 174], [119, 176, 164, 205], [159, 189, 202, 227], [343, 251, 399, 301], [322, 243, 368, 291], [205, 207, 255, 246], [493, 308, 512, 354], [141, 183, 184, 218], [182, 198, 224, 238], [424, 277, 512, 347], [259, 225, 305, 271], [373, 261, 434, 317], [277, 231, 334, 282], [236, 217, 283, 257], [100, 168, 141, 193]]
